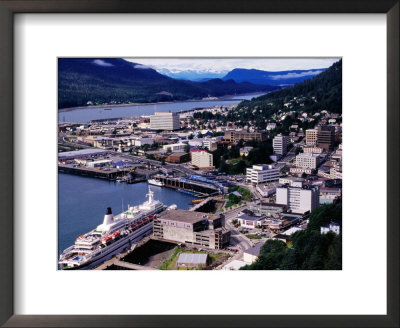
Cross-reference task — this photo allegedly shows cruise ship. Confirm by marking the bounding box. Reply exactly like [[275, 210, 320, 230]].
[[59, 188, 167, 270]]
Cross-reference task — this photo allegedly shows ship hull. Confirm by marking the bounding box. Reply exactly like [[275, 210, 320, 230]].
[[60, 222, 153, 270]]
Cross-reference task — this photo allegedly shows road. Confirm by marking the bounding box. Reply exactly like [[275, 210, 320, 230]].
[[224, 205, 253, 251]]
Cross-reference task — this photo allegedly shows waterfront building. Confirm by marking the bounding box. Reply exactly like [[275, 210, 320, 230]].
[[295, 153, 320, 169], [246, 164, 280, 184], [191, 150, 214, 169], [153, 210, 230, 250], [150, 112, 180, 131], [273, 134, 290, 155], [276, 184, 320, 214]]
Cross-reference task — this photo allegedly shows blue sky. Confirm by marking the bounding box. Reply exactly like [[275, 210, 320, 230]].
[[124, 58, 340, 74]]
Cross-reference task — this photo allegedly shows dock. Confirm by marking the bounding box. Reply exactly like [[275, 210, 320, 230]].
[[58, 164, 129, 180]]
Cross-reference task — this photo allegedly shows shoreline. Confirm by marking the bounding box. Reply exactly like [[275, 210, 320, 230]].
[[58, 92, 267, 112]]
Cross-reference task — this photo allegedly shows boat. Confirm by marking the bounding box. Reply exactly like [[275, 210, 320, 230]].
[[59, 188, 170, 270], [147, 179, 164, 187], [104, 108, 112, 111]]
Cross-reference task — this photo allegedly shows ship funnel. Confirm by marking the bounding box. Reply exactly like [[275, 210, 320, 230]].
[[103, 207, 114, 225]]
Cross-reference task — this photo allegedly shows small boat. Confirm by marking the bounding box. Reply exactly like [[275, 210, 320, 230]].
[[104, 108, 112, 111], [148, 179, 164, 187]]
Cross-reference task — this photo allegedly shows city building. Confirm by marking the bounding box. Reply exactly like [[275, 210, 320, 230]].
[[237, 214, 265, 229], [246, 164, 280, 184], [166, 152, 191, 164], [150, 112, 180, 131], [321, 222, 341, 235], [273, 134, 290, 155], [162, 143, 186, 153], [153, 210, 230, 250], [243, 241, 265, 263], [306, 128, 318, 146], [290, 167, 315, 176], [276, 184, 320, 214], [317, 125, 335, 151], [191, 150, 214, 169], [176, 253, 208, 268], [303, 146, 324, 154], [224, 130, 267, 142], [202, 139, 218, 151], [305, 126, 335, 150], [250, 202, 287, 216], [295, 153, 320, 169]]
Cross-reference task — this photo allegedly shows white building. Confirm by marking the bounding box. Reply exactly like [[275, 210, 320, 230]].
[[237, 214, 265, 229], [163, 143, 186, 153], [266, 122, 277, 131], [295, 153, 320, 169], [202, 139, 218, 151], [243, 241, 265, 263], [321, 222, 340, 235], [150, 112, 180, 131], [273, 134, 290, 155], [191, 150, 214, 168], [246, 164, 280, 184], [276, 184, 319, 214]]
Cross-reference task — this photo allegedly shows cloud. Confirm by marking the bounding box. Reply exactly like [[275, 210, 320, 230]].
[[92, 59, 114, 67], [124, 58, 340, 74], [270, 70, 324, 80], [134, 64, 152, 69]]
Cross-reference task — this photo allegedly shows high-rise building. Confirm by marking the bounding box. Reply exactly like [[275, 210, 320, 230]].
[[295, 153, 320, 169], [316, 126, 335, 151], [306, 129, 318, 146], [273, 134, 290, 155], [191, 150, 214, 168], [305, 126, 335, 150], [276, 184, 319, 214], [150, 112, 180, 131], [246, 164, 280, 184]]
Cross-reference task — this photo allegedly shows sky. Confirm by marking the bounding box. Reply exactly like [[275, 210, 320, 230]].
[[124, 58, 341, 74]]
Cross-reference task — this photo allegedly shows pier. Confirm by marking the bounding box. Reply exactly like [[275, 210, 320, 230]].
[[157, 176, 220, 196], [58, 164, 128, 180]]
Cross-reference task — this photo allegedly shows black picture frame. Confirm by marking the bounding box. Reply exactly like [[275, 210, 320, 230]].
[[0, 1, 398, 327]]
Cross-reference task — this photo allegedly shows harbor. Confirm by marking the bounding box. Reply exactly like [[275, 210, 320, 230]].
[[58, 173, 195, 259]]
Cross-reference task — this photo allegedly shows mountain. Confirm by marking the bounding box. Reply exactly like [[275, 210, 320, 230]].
[[58, 58, 279, 109], [235, 59, 342, 117], [222, 68, 327, 86], [155, 68, 228, 81]]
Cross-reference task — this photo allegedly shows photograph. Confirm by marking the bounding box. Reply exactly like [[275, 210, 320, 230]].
[[58, 57, 342, 271]]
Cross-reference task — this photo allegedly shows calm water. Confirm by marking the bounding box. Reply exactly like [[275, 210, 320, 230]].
[[58, 93, 266, 123], [58, 173, 195, 256]]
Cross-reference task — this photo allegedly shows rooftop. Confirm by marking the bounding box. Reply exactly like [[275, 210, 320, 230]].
[[244, 241, 265, 256], [177, 253, 208, 265], [158, 209, 219, 224]]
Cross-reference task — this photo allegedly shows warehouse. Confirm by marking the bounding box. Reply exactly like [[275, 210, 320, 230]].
[[176, 253, 208, 268]]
